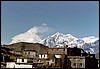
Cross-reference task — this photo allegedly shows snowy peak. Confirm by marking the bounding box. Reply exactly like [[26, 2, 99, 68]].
[[10, 32, 41, 44], [26, 26, 37, 34], [65, 34, 78, 41], [10, 24, 49, 44], [40, 32, 99, 54], [10, 26, 42, 44], [82, 36, 99, 43], [51, 32, 78, 41], [9, 29, 99, 54], [40, 32, 79, 47], [51, 32, 64, 37], [40, 32, 99, 46]]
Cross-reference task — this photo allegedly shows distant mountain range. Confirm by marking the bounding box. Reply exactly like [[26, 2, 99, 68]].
[[39, 32, 99, 54], [9, 27, 99, 54]]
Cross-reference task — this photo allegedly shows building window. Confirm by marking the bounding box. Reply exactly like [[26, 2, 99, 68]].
[[80, 63, 82, 66], [73, 63, 76, 66], [22, 59, 24, 62], [90, 56, 93, 58], [28, 52, 30, 54], [41, 54, 42, 58]]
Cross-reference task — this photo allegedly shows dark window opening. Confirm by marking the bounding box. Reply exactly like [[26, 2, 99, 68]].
[[73, 63, 76, 66], [80, 63, 82, 66], [22, 59, 24, 62], [28, 52, 30, 54]]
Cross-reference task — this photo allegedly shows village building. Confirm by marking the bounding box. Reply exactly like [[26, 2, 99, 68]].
[[15, 57, 33, 68], [67, 56, 85, 68], [47, 45, 98, 68], [23, 49, 38, 58], [1, 43, 99, 68], [6, 62, 16, 68]]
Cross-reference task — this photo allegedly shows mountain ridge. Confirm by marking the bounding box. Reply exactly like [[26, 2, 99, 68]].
[[39, 32, 99, 54], [9, 31, 99, 54]]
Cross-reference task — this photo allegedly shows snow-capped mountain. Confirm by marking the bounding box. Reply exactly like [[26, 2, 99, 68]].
[[10, 27, 42, 44], [10, 28, 99, 54], [40, 32, 78, 47], [82, 36, 99, 43], [40, 32, 99, 54], [10, 32, 42, 44], [10, 24, 50, 44]]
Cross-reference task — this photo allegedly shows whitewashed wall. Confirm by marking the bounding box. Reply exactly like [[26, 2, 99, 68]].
[[6, 62, 15, 68], [48, 59, 55, 65], [17, 59, 27, 63], [39, 54, 47, 59], [24, 51, 37, 58], [70, 58, 85, 68], [15, 64, 32, 68], [55, 55, 62, 58]]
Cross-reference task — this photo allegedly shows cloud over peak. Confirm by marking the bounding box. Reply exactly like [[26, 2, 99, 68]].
[[27, 23, 52, 36], [10, 23, 53, 44], [42, 23, 47, 26]]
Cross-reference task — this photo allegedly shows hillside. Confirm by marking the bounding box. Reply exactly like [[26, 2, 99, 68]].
[[2, 42, 49, 54]]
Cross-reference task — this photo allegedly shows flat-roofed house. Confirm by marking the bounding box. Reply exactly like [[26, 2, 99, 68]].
[[67, 56, 85, 68], [23, 50, 38, 58]]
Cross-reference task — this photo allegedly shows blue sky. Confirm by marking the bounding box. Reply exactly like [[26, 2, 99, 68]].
[[1, 1, 99, 44]]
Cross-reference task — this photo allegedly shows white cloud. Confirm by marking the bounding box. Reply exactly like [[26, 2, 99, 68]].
[[27, 23, 51, 35], [10, 23, 54, 44], [42, 23, 47, 26], [27, 23, 54, 39]]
